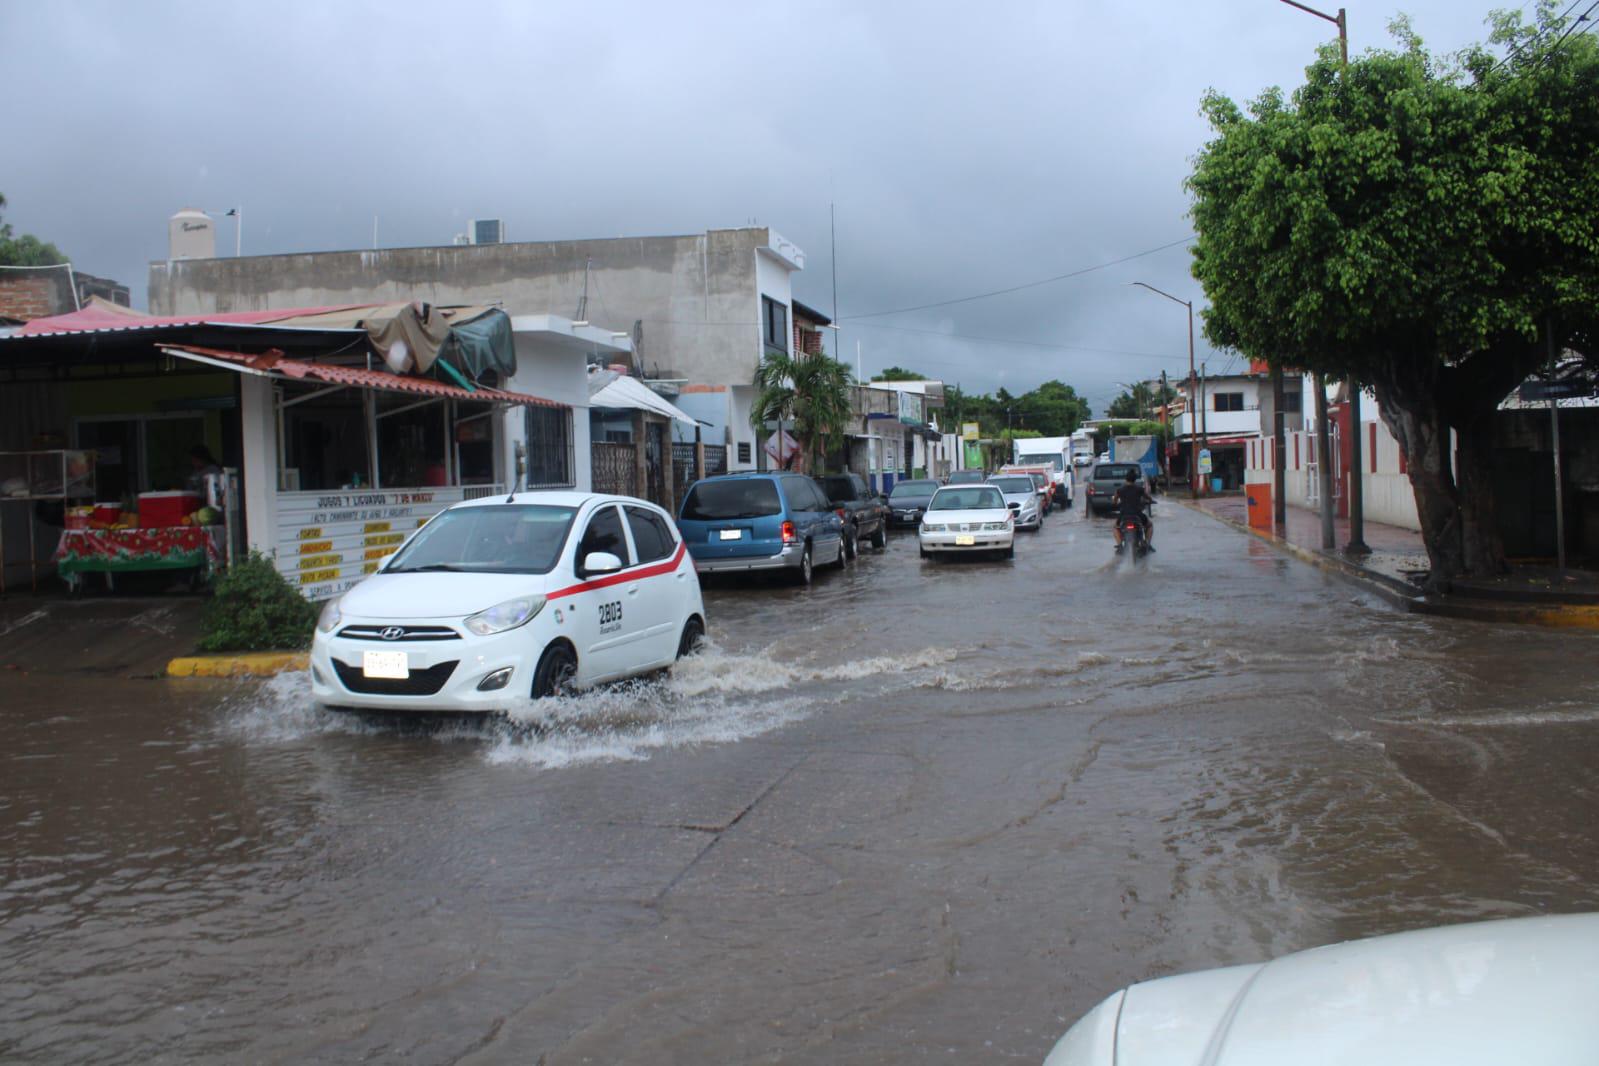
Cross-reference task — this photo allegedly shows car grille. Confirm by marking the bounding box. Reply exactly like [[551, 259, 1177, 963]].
[[331, 658, 459, 696], [336, 625, 460, 642]]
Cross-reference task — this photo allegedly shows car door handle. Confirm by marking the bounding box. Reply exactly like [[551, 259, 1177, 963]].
[[626, 585, 639, 596]]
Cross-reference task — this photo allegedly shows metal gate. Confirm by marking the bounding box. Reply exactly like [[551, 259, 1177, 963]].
[[591, 441, 637, 498], [672, 443, 727, 502]]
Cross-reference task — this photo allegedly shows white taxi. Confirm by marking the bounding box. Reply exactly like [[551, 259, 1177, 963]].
[[309, 492, 705, 712], [918, 484, 1015, 560]]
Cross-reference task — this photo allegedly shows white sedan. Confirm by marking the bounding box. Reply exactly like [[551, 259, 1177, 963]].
[[918, 484, 1015, 560], [309, 492, 706, 712], [1045, 913, 1599, 1065]]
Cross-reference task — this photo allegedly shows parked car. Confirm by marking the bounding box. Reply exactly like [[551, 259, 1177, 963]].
[[815, 472, 888, 558], [1085, 462, 1144, 516], [918, 484, 1014, 560], [945, 469, 988, 484], [676, 472, 844, 585], [1044, 912, 1599, 1066], [1026, 470, 1054, 515], [886, 478, 940, 527], [985, 474, 1043, 531], [309, 492, 706, 711]]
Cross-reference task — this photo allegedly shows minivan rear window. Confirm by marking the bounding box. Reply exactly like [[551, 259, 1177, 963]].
[[1095, 464, 1140, 481], [682, 479, 783, 520]]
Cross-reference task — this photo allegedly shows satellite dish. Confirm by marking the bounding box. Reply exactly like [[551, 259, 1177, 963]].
[[384, 338, 411, 374]]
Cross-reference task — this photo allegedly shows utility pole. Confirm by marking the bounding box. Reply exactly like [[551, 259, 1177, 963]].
[[1272, 366, 1287, 529], [1346, 382, 1369, 553], [1548, 316, 1567, 569], [1200, 361, 1208, 493], [1278, 0, 1347, 549], [1132, 281, 1198, 499]]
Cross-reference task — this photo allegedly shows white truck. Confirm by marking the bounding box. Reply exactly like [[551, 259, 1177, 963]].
[[1011, 436, 1074, 507], [1068, 429, 1096, 468]]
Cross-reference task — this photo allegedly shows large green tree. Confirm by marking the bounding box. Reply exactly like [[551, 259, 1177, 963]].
[[752, 350, 854, 473], [1188, 8, 1599, 581], [871, 366, 926, 382], [0, 194, 68, 266]]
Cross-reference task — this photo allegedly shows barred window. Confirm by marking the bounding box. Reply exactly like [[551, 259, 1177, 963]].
[[524, 405, 574, 488]]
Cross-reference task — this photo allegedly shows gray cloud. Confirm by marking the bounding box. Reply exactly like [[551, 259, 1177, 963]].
[[1, 0, 1500, 413]]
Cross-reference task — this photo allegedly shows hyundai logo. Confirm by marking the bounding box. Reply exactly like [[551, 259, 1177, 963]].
[[379, 626, 405, 641]]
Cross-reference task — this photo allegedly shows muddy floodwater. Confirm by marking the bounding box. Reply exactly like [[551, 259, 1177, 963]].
[[4, 502, 1598, 1063]]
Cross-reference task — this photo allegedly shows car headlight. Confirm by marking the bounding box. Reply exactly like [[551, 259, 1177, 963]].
[[983, 521, 1009, 531], [316, 597, 342, 634], [921, 523, 945, 533], [464, 595, 546, 636]]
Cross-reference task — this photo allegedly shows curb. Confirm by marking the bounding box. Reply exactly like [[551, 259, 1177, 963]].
[[1181, 500, 1599, 630], [1179, 498, 1421, 612], [167, 652, 308, 678]]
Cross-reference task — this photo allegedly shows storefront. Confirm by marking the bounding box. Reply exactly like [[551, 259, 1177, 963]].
[[1, 302, 628, 598]]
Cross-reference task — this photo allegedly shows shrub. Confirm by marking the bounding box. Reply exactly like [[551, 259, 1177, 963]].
[[197, 551, 319, 652]]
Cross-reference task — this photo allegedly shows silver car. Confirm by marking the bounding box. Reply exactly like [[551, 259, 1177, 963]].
[[986, 475, 1042, 531]]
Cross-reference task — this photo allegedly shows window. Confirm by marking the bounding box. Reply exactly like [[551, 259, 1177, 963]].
[[682, 478, 781, 520], [385, 505, 576, 575], [784, 476, 825, 511], [577, 505, 631, 568], [762, 296, 788, 353], [736, 441, 752, 464], [625, 506, 676, 563], [1213, 392, 1245, 412], [1281, 391, 1303, 413], [525, 406, 574, 488]]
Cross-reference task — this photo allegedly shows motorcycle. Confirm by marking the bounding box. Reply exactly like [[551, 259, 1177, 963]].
[[1115, 513, 1150, 558]]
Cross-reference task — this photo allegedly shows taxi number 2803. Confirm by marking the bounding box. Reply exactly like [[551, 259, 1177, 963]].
[[597, 601, 624, 633]]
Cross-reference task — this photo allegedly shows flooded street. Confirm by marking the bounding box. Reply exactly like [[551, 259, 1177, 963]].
[[4, 501, 1599, 1064]]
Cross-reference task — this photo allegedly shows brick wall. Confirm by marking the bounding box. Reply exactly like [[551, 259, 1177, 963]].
[[0, 268, 77, 321]]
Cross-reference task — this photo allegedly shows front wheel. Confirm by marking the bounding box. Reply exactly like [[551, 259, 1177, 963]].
[[531, 642, 577, 698], [1003, 542, 1015, 560]]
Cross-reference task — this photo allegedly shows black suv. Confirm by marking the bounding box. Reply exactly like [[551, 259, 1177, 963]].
[[816, 473, 889, 558], [1085, 463, 1146, 516]]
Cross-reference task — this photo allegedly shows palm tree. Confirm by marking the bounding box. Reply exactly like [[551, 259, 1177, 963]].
[[751, 350, 854, 473]]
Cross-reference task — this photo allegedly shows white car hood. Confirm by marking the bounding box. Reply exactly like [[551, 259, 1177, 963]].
[[924, 508, 1010, 525], [1047, 913, 1599, 1066], [338, 571, 555, 620]]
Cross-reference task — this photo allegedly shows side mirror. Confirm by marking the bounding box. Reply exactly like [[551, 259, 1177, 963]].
[[582, 551, 623, 575], [1007, 502, 1021, 510]]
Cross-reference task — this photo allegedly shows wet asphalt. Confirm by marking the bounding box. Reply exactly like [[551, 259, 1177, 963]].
[[3, 497, 1598, 1063]]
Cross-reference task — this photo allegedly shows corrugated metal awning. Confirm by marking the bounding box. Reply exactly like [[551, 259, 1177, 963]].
[[158, 345, 564, 408]]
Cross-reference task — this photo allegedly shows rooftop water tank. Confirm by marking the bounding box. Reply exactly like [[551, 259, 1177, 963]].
[[168, 208, 215, 260]]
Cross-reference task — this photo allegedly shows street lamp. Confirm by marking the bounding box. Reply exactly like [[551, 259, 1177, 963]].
[[1132, 282, 1198, 499], [1277, 0, 1363, 553], [206, 207, 243, 257]]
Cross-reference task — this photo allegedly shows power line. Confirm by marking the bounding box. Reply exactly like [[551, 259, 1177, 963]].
[[1533, 0, 1599, 68], [846, 320, 1192, 363], [1488, 0, 1588, 75], [840, 235, 1196, 320]]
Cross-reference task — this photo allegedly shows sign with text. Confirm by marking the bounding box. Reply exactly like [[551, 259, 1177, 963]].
[[961, 422, 980, 442], [273, 486, 501, 601]]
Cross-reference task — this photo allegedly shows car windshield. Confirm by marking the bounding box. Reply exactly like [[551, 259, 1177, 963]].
[[889, 480, 938, 499], [682, 479, 782, 520], [946, 470, 986, 483], [1096, 464, 1140, 482], [988, 476, 1034, 494], [385, 504, 576, 574], [929, 486, 1004, 511]]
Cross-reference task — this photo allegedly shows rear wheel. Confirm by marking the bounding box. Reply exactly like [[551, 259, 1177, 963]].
[[843, 525, 858, 560], [793, 545, 813, 585], [870, 522, 887, 550], [676, 616, 705, 659], [531, 642, 577, 698]]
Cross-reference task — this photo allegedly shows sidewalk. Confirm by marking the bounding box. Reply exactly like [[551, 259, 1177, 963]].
[[1184, 494, 1599, 628]]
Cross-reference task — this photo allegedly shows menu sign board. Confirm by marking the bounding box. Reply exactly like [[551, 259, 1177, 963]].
[[273, 486, 496, 601]]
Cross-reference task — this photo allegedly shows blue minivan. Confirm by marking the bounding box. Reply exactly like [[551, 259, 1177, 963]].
[[678, 473, 844, 585]]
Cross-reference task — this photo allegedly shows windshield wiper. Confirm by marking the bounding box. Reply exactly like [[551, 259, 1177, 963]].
[[385, 563, 464, 573]]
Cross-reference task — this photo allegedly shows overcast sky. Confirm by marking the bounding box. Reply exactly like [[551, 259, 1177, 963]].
[[1, 0, 1511, 414]]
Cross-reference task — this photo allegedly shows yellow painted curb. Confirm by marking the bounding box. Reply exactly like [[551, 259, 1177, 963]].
[[1535, 605, 1599, 631], [167, 652, 308, 678]]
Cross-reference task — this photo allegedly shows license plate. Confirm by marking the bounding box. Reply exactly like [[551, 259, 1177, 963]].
[[955, 534, 976, 546], [718, 529, 743, 541], [362, 650, 409, 679]]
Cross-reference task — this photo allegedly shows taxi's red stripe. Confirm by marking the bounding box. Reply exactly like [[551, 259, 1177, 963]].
[[546, 541, 688, 600]]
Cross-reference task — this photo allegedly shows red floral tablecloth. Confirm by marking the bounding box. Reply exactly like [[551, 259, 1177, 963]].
[[54, 526, 223, 576]]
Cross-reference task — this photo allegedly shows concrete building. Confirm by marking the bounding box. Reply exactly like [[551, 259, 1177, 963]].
[[0, 264, 129, 324], [149, 226, 805, 474]]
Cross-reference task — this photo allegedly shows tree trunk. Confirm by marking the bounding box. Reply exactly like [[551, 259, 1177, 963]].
[[1373, 379, 1466, 585]]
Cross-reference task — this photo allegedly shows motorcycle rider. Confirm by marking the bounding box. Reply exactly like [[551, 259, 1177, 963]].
[[1111, 469, 1154, 552]]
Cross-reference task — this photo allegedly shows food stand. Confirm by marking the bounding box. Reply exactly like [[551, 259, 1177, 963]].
[[0, 449, 96, 595]]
